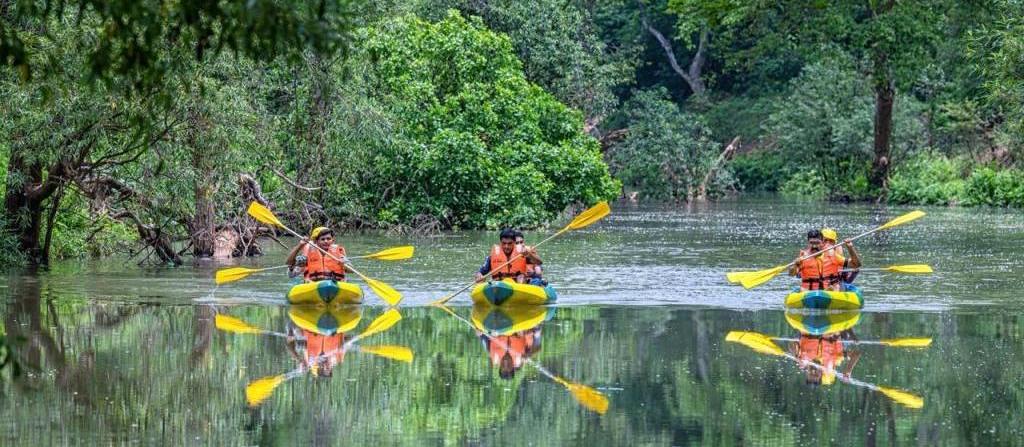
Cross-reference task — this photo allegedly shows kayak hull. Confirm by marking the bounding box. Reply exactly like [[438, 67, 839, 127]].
[[784, 284, 863, 310], [471, 280, 557, 306], [471, 303, 555, 335], [287, 280, 363, 305], [785, 310, 862, 336], [288, 305, 362, 335]]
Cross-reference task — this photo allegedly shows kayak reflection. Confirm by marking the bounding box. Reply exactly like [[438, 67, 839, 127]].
[[435, 303, 609, 414], [726, 310, 932, 409], [471, 304, 555, 379], [214, 306, 411, 407]]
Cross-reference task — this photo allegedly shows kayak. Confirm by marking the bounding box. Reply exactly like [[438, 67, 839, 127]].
[[470, 279, 557, 306], [785, 310, 862, 336], [471, 303, 555, 336], [784, 284, 863, 310], [288, 304, 362, 335], [286, 280, 363, 305]]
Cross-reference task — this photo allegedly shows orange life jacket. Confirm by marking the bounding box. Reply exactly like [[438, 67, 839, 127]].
[[490, 245, 527, 280], [798, 335, 844, 369], [304, 330, 345, 366], [304, 244, 347, 281], [797, 248, 842, 290], [488, 333, 534, 368], [519, 244, 541, 277]]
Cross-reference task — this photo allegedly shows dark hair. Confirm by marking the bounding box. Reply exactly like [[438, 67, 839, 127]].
[[513, 229, 524, 239], [806, 229, 823, 239], [498, 353, 516, 379], [317, 229, 335, 239], [499, 228, 517, 240]]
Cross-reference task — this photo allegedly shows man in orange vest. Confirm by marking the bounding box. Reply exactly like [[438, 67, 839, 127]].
[[480, 328, 542, 379], [788, 229, 860, 291], [286, 226, 351, 282], [475, 229, 538, 283]]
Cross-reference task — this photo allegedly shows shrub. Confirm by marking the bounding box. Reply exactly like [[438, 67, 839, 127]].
[[780, 171, 828, 199], [888, 154, 967, 205], [963, 167, 1024, 207]]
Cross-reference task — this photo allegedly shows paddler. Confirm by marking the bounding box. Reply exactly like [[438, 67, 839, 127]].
[[286, 328, 345, 378], [822, 228, 858, 284], [790, 331, 861, 386], [286, 226, 351, 282], [475, 229, 538, 284], [788, 229, 861, 291], [480, 328, 542, 379], [514, 230, 546, 286]]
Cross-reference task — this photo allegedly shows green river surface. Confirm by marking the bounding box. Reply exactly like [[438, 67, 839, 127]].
[[2, 198, 1022, 445]]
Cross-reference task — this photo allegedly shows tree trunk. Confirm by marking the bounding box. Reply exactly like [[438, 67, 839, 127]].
[[3, 151, 47, 265], [870, 75, 895, 195], [187, 106, 216, 258]]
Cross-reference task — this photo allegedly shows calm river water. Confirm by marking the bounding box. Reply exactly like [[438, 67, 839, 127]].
[[2, 198, 1022, 445]]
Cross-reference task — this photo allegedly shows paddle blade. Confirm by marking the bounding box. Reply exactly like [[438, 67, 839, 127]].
[[365, 278, 403, 306], [359, 246, 415, 261], [247, 202, 285, 228], [215, 267, 258, 285], [246, 375, 287, 407], [360, 345, 414, 363], [878, 210, 926, 231], [739, 265, 788, 289], [726, 271, 758, 284], [359, 308, 402, 339], [566, 383, 610, 415], [567, 201, 610, 230], [215, 314, 266, 335], [726, 331, 786, 356], [886, 264, 933, 274], [878, 386, 924, 409], [881, 338, 933, 348]]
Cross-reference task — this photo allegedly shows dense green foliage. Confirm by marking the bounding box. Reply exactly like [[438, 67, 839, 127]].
[[2, 0, 1023, 267]]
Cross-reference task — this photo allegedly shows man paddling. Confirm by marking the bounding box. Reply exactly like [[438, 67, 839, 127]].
[[480, 328, 542, 379], [286, 226, 351, 282], [788, 229, 860, 291], [475, 229, 539, 284]]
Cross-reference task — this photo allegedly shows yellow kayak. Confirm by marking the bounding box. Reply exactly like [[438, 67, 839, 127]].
[[784, 284, 863, 310], [286, 280, 363, 305], [784, 310, 862, 336], [288, 305, 362, 335], [470, 279, 557, 306], [471, 303, 555, 336]]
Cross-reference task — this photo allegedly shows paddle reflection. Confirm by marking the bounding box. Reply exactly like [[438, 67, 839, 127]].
[[726, 310, 931, 409], [215, 305, 411, 407], [436, 304, 609, 414]]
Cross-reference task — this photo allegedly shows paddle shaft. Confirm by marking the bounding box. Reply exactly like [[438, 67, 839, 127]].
[[772, 344, 889, 393], [778, 221, 896, 273], [771, 336, 910, 346], [273, 222, 381, 283]]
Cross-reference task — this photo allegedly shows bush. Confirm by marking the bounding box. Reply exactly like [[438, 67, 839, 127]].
[[963, 167, 1024, 207], [888, 154, 967, 205], [780, 171, 828, 199], [609, 88, 730, 201], [730, 151, 789, 192]]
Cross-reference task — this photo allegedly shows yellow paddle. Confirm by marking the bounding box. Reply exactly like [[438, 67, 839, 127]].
[[433, 303, 609, 414], [730, 330, 933, 348], [243, 308, 407, 407], [841, 264, 933, 274], [247, 202, 403, 305], [430, 201, 611, 306], [727, 210, 926, 289], [215, 314, 288, 337], [725, 330, 924, 408], [214, 246, 415, 285]]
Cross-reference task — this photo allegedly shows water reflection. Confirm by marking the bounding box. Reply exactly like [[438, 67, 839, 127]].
[[726, 310, 930, 409], [214, 305, 411, 407], [438, 304, 609, 414]]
